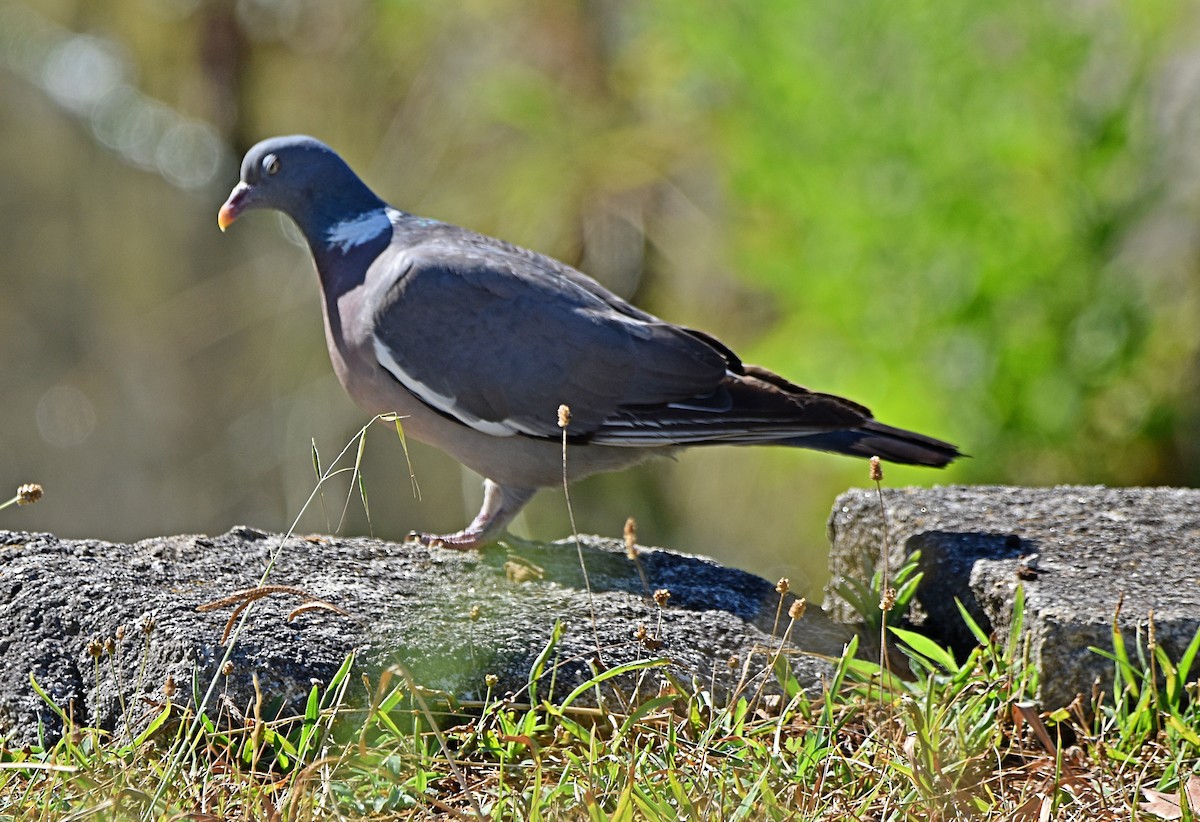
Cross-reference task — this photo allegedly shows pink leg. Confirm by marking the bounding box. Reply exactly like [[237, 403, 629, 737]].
[[408, 479, 536, 550]]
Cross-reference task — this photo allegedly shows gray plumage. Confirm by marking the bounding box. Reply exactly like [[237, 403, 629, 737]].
[[219, 135, 960, 547]]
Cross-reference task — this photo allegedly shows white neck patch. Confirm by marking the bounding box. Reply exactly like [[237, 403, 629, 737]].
[[324, 207, 397, 253]]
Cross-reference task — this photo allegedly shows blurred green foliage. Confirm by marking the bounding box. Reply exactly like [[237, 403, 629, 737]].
[[2, 0, 1199, 594], [656, 1, 1186, 478]]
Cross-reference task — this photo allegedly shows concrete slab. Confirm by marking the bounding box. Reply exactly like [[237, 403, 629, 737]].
[[0, 528, 848, 745], [825, 485, 1200, 708]]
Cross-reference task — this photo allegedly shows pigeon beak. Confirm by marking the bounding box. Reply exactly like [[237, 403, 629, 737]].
[[218, 182, 252, 232]]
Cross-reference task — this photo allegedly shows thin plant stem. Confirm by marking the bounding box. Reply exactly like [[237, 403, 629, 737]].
[[559, 405, 603, 665], [870, 456, 895, 706]]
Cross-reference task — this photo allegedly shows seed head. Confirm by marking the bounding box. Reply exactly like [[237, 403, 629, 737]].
[[727, 655, 739, 670], [880, 587, 897, 612], [557, 404, 571, 428], [86, 638, 102, 659], [652, 588, 671, 608], [16, 484, 43, 505], [869, 456, 883, 483], [469, 604, 481, 622], [623, 517, 638, 559], [484, 673, 499, 689], [115, 625, 126, 642], [788, 597, 807, 620], [222, 660, 234, 677], [632, 622, 663, 650], [139, 612, 157, 636], [638, 630, 665, 651], [102, 637, 115, 655], [164, 675, 177, 699], [775, 577, 789, 596]]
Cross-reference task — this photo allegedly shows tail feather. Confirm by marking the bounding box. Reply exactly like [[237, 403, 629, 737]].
[[589, 364, 961, 467], [781, 420, 961, 467]]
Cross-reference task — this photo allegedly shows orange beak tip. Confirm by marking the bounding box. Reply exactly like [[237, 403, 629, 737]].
[[217, 204, 236, 232], [218, 182, 252, 232]]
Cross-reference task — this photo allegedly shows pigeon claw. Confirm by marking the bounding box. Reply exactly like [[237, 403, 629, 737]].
[[406, 530, 489, 551]]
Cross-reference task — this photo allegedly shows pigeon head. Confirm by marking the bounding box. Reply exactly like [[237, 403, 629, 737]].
[[218, 136, 385, 241]]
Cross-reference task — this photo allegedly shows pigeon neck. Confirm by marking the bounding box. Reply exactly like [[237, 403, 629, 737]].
[[301, 194, 392, 280], [309, 205, 394, 348], [318, 206, 393, 255]]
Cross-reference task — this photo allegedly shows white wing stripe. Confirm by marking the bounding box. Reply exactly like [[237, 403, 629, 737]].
[[373, 337, 519, 437]]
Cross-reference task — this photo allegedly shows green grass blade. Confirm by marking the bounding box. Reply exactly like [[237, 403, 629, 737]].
[[1167, 714, 1200, 747], [772, 651, 802, 700], [615, 694, 679, 742], [294, 685, 322, 764], [559, 658, 671, 711], [391, 415, 421, 500], [1176, 625, 1200, 686], [127, 704, 172, 751], [954, 598, 992, 649], [894, 549, 923, 584], [358, 471, 371, 519], [891, 627, 959, 673], [28, 673, 70, 728], [999, 585, 1026, 668], [321, 651, 356, 709], [528, 620, 566, 705], [892, 571, 924, 612], [1109, 616, 1140, 699], [377, 683, 408, 714], [354, 429, 371, 531]]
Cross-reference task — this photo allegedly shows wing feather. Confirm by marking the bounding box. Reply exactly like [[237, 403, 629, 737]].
[[370, 240, 728, 438]]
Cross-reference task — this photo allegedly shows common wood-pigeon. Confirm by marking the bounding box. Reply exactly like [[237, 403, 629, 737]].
[[219, 136, 960, 548]]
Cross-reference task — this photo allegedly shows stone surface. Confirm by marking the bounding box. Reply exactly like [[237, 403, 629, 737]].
[[825, 485, 1200, 708], [0, 528, 848, 745]]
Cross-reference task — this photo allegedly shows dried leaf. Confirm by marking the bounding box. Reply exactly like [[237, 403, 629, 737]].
[[1140, 775, 1200, 820], [1011, 793, 1051, 822]]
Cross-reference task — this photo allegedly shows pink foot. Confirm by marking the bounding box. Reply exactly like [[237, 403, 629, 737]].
[[406, 479, 535, 551], [406, 529, 490, 550]]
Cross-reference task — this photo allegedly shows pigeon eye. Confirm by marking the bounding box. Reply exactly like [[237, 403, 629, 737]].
[[263, 154, 280, 176]]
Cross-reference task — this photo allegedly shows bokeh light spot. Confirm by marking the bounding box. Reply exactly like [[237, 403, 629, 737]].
[[36, 385, 97, 448]]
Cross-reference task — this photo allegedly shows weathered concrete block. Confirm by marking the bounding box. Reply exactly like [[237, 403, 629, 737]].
[[0, 528, 848, 745], [826, 485, 1200, 708]]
